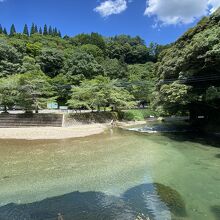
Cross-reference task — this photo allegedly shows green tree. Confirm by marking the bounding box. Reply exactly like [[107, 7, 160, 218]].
[[58, 30, 62, 38], [20, 56, 41, 73], [63, 50, 104, 84], [48, 26, 53, 35], [23, 24, 29, 36], [80, 44, 104, 58], [153, 82, 193, 115], [3, 28, 7, 35], [30, 23, 35, 35], [26, 42, 42, 57], [102, 58, 128, 79], [127, 62, 155, 104], [18, 72, 55, 113], [0, 42, 21, 76], [39, 27, 43, 35], [0, 24, 3, 34], [154, 8, 220, 116], [34, 25, 38, 34], [38, 48, 64, 77], [0, 75, 19, 112], [52, 74, 71, 105], [9, 24, 16, 36], [43, 24, 48, 35], [68, 76, 135, 111]]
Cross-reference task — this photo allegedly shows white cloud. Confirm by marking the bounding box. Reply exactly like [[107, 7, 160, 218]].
[[144, 0, 220, 25], [94, 0, 127, 17], [209, 0, 220, 13]]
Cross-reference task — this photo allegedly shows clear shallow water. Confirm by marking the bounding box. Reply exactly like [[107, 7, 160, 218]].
[[0, 127, 220, 220]]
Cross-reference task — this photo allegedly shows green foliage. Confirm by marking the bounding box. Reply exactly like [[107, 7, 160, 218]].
[[102, 58, 128, 79], [0, 25, 2, 34], [153, 83, 193, 115], [206, 86, 220, 108], [20, 56, 41, 73], [106, 35, 153, 64], [9, 24, 16, 36], [121, 109, 157, 121], [127, 62, 155, 102], [17, 72, 55, 112], [26, 42, 42, 57], [155, 10, 220, 116], [0, 42, 21, 76], [70, 32, 106, 51], [52, 73, 71, 104], [38, 48, 64, 77], [63, 50, 103, 84], [0, 25, 163, 112], [23, 24, 29, 36], [30, 23, 35, 36], [80, 44, 104, 58], [68, 76, 135, 110], [0, 75, 19, 112], [43, 24, 48, 35]]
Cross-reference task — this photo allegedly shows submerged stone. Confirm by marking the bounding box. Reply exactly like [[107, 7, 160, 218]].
[[154, 183, 187, 217]]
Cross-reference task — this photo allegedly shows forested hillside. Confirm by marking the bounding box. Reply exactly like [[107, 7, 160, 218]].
[[0, 8, 219, 122], [153, 8, 220, 122], [0, 23, 165, 112]]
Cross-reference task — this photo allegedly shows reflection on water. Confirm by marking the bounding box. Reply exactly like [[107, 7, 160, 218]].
[[128, 121, 196, 133], [0, 182, 186, 220], [0, 126, 220, 220]]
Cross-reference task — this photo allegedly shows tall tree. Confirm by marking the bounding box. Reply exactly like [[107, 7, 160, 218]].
[[0, 24, 3, 34], [0, 75, 19, 113], [53, 27, 58, 36], [68, 76, 135, 111], [43, 24, 48, 35], [34, 24, 38, 34], [48, 26, 53, 35], [3, 28, 7, 35], [18, 72, 55, 113], [30, 23, 35, 35], [9, 24, 16, 36], [23, 24, 29, 36], [39, 27, 43, 35], [39, 48, 64, 77], [0, 42, 21, 76], [58, 30, 62, 38]]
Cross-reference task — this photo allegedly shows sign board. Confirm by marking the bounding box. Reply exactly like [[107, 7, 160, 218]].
[[60, 106, 68, 110], [47, 102, 58, 109]]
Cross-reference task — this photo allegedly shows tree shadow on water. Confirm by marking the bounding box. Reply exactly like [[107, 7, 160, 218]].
[[211, 206, 220, 220], [0, 183, 187, 220], [161, 132, 220, 149], [215, 154, 220, 158]]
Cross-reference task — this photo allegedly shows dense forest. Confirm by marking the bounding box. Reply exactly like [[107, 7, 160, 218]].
[[153, 8, 220, 123], [0, 22, 166, 112], [0, 8, 220, 123]]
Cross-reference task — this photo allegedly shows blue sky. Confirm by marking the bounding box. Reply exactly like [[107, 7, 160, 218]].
[[0, 0, 219, 45]]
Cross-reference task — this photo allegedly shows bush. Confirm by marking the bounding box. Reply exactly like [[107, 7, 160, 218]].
[[120, 109, 158, 121]]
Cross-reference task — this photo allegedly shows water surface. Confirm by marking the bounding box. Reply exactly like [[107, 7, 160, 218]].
[[0, 127, 220, 220]]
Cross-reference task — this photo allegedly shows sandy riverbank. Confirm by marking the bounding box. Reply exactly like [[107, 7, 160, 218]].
[[0, 124, 108, 140], [0, 121, 148, 140]]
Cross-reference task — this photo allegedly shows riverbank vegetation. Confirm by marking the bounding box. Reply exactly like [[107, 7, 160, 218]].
[[0, 22, 162, 113], [0, 8, 220, 127]]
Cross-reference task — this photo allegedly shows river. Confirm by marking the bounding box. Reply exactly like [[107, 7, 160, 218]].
[[0, 125, 219, 220]]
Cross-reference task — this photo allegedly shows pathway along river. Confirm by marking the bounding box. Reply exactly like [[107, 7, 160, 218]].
[[0, 124, 220, 220]]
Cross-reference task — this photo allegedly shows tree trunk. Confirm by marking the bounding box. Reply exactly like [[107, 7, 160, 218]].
[[35, 104, 39, 114], [3, 105, 7, 113]]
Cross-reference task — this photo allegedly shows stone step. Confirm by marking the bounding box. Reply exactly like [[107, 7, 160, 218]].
[[0, 114, 63, 127]]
